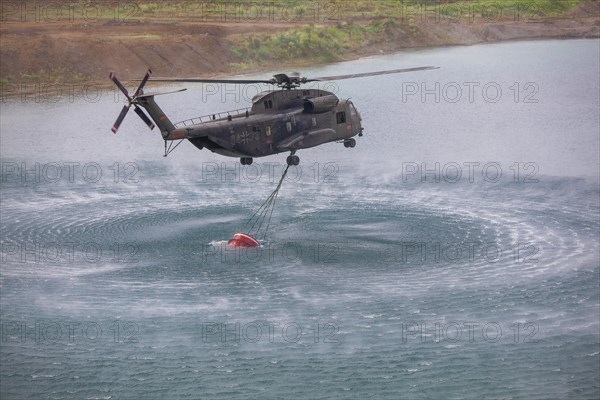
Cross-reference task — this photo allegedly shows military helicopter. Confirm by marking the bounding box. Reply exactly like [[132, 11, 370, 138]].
[[109, 66, 438, 165]]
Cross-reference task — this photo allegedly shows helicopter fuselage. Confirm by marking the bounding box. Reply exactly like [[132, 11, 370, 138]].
[[112, 67, 437, 165], [163, 88, 363, 159]]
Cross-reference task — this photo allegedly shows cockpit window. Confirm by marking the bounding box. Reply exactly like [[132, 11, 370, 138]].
[[349, 102, 357, 116]]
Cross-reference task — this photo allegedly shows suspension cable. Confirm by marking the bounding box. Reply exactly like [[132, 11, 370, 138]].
[[243, 164, 290, 240]]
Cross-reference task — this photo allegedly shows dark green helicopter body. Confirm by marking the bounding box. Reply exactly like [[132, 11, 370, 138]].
[[110, 68, 437, 165]]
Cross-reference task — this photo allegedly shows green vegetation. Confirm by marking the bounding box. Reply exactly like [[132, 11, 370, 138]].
[[19, 68, 87, 84], [0, 68, 88, 95], [226, 0, 589, 71], [113, 0, 589, 21], [4, 0, 585, 22], [0, 76, 13, 89], [433, 0, 587, 16], [229, 18, 406, 71], [321, 0, 588, 19]]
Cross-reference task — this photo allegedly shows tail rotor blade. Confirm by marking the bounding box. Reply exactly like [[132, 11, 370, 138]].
[[109, 72, 132, 101], [134, 105, 155, 130], [112, 104, 131, 133], [134, 69, 153, 97], [109, 70, 159, 133]]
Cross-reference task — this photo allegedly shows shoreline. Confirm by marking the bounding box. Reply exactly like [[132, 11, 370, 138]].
[[1, 1, 598, 96], [2, 36, 599, 102], [2, 36, 599, 97]]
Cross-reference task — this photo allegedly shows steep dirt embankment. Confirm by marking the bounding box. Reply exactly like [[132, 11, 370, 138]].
[[0, 2, 598, 85]]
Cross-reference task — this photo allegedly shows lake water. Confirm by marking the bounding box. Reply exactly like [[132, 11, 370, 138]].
[[1, 39, 599, 399]]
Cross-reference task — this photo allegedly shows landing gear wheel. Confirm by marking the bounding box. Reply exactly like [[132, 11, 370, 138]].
[[241, 157, 253, 165], [286, 155, 300, 166], [344, 138, 356, 148]]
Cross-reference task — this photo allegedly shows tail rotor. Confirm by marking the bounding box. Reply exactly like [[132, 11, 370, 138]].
[[109, 69, 155, 133]]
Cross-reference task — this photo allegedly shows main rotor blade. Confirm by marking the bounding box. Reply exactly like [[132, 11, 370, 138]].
[[306, 66, 439, 82], [134, 68, 153, 97], [134, 106, 156, 130], [146, 66, 438, 86], [149, 77, 276, 85], [109, 72, 132, 101], [112, 104, 131, 134]]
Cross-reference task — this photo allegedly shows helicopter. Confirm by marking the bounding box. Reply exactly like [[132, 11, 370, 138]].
[[109, 66, 438, 165]]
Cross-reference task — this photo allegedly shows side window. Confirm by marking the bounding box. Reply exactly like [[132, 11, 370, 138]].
[[266, 126, 271, 136], [336, 111, 346, 124], [264, 100, 273, 109], [286, 122, 292, 132], [311, 117, 317, 127]]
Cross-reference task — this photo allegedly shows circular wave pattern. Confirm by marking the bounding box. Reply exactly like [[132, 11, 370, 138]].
[[1, 171, 598, 399], [0, 164, 597, 400]]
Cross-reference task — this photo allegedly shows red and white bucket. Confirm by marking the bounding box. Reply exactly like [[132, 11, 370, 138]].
[[227, 232, 260, 247]]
